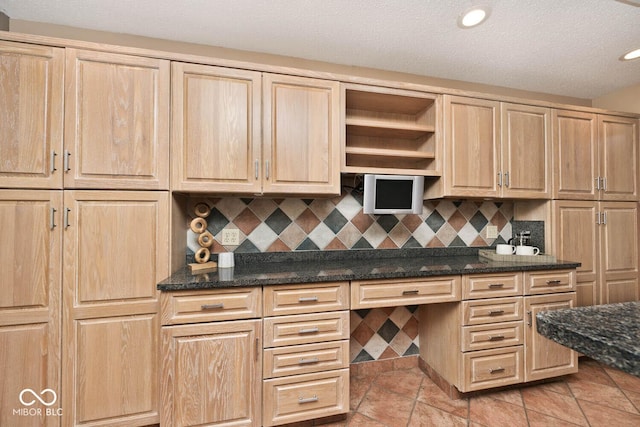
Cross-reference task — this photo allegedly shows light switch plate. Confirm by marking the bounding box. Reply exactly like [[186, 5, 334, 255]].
[[221, 228, 240, 246], [486, 225, 498, 239]]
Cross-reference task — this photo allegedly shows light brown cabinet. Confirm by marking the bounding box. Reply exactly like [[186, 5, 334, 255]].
[[160, 287, 263, 427], [553, 110, 638, 201], [0, 190, 62, 427], [64, 49, 170, 190], [62, 190, 169, 427], [432, 96, 551, 199], [0, 41, 64, 189], [552, 200, 638, 306], [172, 64, 340, 195]]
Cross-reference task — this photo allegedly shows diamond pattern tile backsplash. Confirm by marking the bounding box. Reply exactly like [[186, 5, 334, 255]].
[[185, 190, 514, 363]]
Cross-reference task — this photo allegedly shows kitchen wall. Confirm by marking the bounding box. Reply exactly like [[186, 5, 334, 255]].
[[592, 82, 640, 114], [186, 189, 514, 363]]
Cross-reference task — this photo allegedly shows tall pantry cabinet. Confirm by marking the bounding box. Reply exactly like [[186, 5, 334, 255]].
[[0, 42, 169, 427], [552, 110, 639, 306]]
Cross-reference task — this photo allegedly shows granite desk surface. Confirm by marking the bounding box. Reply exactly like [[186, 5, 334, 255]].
[[157, 248, 580, 291], [537, 302, 640, 377]]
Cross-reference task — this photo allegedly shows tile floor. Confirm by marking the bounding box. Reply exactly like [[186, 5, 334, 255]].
[[317, 356, 640, 427]]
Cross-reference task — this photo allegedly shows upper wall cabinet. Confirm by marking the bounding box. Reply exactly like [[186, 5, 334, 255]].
[[426, 96, 551, 199], [172, 66, 340, 195], [342, 84, 441, 176], [64, 49, 170, 190], [553, 110, 638, 201], [0, 41, 64, 189]]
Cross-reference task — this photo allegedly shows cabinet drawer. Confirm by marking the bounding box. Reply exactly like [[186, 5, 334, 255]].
[[264, 282, 349, 316], [462, 346, 524, 392], [264, 340, 349, 379], [462, 297, 523, 326], [264, 311, 349, 348], [524, 270, 576, 295], [351, 276, 461, 309], [263, 369, 349, 427], [160, 287, 261, 325], [461, 321, 524, 352], [463, 273, 522, 299]]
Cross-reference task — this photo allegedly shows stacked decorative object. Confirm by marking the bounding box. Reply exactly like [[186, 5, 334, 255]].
[[189, 202, 218, 273]]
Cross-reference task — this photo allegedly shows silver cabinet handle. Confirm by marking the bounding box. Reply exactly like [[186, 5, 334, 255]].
[[51, 150, 57, 173], [602, 176, 607, 191], [546, 280, 562, 285], [64, 208, 70, 229], [596, 177, 601, 190], [504, 171, 510, 187], [298, 357, 319, 365], [298, 296, 319, 303], [201, 303, 224, 310], [488, 310, 504, 316], [596, 212, 601, 225], [527, 311, 532, 326], [265, 160, 270, 180], [50, 208, 57, 230], [402, 290, 419, 295], [488, 335, 505, 341], [63, 150, 71, 172], [298, 395, 318, 404], [488, 283, 505, 289], [254, 160, 259, 180], [489, 367, 505, 374], [497, 171, 502, 187], [298, 327, 319, 334], [602, 211, 607, 225]]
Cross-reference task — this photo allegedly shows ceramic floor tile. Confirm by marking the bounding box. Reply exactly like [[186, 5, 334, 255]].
[[525, 409, 584, 426], [415, 379, 469, 419], [623, 388, 640, 412], [482, 387, 524, 406], [349, 375, 371, 411], [345, 412, 387, 426], [567, 360, 617, 387], [568, 378, 639, 414], [469, 394, 529, 427], [604, 366, 640, 393], [578, 398, 640, 427], [356, 383, 415, 427], [521, 386, 589, 426], [407, 400, 467, 427], [373, 367, 423, 399]]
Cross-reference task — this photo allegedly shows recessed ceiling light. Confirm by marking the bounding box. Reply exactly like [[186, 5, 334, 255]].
[[620, 48, 640, 61], [458, 5, 491, 28]]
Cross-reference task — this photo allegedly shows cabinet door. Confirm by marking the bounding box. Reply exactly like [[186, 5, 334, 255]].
[[171, 63, 262, 192], [524, 293, 578, 382], [0, 190, 62, 427], [64, 49, 169, 189], [262, 74, 340, 195], [599, 202, 638, 303], [552, 110, 598, 200], [161, 320, 262, 427], [552, 201, 599, 307], [444, 96, 500, 197], [0, 41, 64, 189], [62, 190, 169, 426], [598, 115, 638, 201], [501, 103, 551, 198]]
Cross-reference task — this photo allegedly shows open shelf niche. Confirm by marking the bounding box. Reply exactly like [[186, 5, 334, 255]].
[[343, 83, 441, 176]]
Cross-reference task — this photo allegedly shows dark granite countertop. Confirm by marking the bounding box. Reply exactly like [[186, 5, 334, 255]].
[[157, 248, 580, 291], [537, 302, 640, 377]]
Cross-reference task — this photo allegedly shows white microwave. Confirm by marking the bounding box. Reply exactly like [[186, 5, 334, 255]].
[[362, 174, 424, 215]]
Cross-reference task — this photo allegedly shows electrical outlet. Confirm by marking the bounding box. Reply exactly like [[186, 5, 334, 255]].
[[221, 229, 240, 246], [486, 225, 498, 239]]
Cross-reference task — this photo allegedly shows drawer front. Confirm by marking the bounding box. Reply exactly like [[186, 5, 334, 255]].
[[463, 273, 522, 299], [524, 270, 576, 295], [264, 340, 349, 379], [462, 346, 524, 392], [351, 276, 461, 309], [263, 311, 349, 348], [263, 369, 349, 427], [461, 321, 524, 352], [462, 297, 523, 326], [264, 282, 349, 316], [160, 287, 261, 325]]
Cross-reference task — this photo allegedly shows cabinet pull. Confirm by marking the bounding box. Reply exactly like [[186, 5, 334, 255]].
[[527, 311, 532, 326], [488, 310, 504, 316], [504, 171, 510, 187], [497, 171, 502, 187], [602, 177, 607, 191], [489, 367, 505, 374], [63, 150, 71, 172], [488, 335, 505, 341], [488, 283, 504, 289], [298, 395, 318, 404], [254, 160, 259, 179], [51, 150, 57, 173], [265, 160, 270, 180], [201, 303, 224, 310], [64, 208, 70, 229], [298, 327, 319, 335], [596, 177, 601, 190], [402, 289, 419, 295], [298, 296, 319, 303], [596, 212, 602, 225], [299, 357, 319, 365], [602, 211, 607, 225], [255, 338, 260, 362], [546, 280, 562, 285], [50, 208, 57, 230]]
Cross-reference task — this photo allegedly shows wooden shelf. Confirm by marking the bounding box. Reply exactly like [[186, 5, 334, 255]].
[[345, 146, 435, 160], [346, 118, 435, 139]]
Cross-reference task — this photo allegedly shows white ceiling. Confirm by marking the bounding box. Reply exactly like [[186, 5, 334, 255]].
[[1, 0, 640, 100]]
